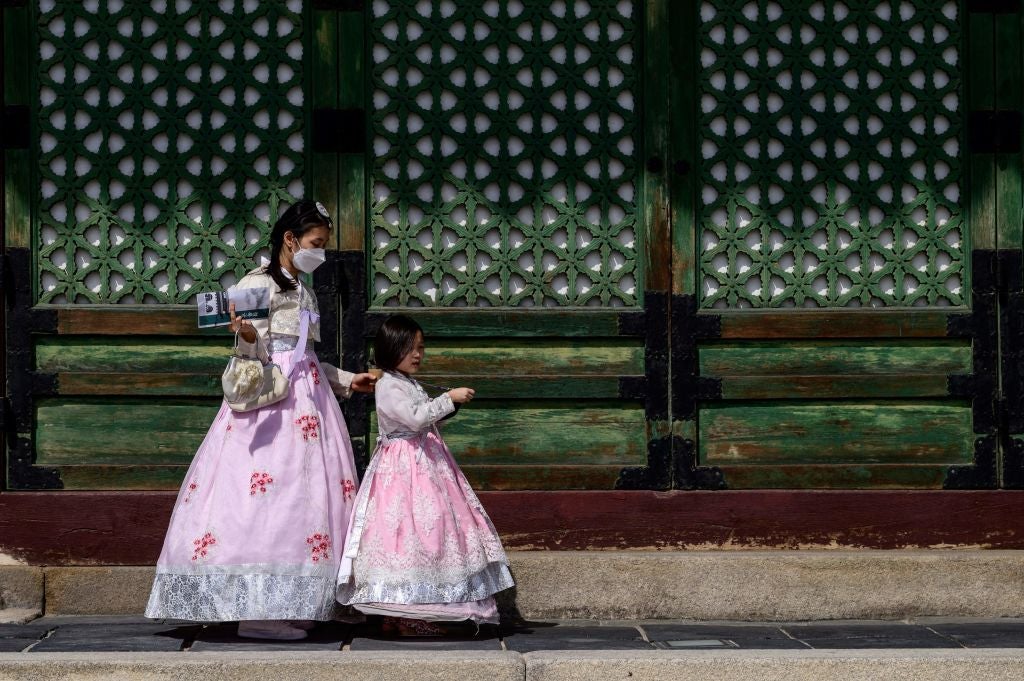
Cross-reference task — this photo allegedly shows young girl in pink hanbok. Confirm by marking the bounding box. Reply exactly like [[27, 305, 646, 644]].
[[336, 315, 514, 634], [146, 200, 377, 640]]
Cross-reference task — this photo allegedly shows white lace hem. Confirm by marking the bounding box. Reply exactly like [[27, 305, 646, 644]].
[[337, 561, 514, 606], [146, 572, 342, 622]]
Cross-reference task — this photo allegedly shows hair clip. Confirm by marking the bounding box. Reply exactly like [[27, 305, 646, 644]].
[[314, 201, 330, 219]]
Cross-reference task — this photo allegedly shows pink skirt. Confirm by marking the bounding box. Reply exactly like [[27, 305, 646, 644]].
[[146, 348, 359, 622], [336, 430, 513, 623]]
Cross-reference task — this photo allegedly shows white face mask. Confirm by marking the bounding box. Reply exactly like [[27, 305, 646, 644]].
[[291, 246, 326, 274]]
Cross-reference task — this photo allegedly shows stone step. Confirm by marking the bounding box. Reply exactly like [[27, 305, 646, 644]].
[[2, 550, 1022, 620], [0, 650, 1021, 681]]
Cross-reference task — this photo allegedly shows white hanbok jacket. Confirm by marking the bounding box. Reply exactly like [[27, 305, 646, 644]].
[[233, 266, 354, 398]]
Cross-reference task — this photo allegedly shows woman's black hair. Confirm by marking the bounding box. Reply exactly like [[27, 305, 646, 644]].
[[373, 314, 423, 371], [264, 200, 333, 291]]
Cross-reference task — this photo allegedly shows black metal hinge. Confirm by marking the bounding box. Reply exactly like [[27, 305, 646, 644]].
[[969, 111, 1022, 154], [1, 106, 29, 150], [312, 108, 366, 154]]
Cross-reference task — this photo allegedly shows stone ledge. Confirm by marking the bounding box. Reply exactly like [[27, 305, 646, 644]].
[[522, 650, 1024, 681], [11, 551, 1024, 619], [0, 566, 41, 619], [0, 650, 1021, 681], [0, 651, 525, 681]]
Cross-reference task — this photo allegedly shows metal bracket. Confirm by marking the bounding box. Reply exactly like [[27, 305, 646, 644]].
[[969, 111, 1022, 154]]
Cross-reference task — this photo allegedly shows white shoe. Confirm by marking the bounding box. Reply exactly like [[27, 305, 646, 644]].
[[237, 620, 308, 640], [288, 620, 316, 631]]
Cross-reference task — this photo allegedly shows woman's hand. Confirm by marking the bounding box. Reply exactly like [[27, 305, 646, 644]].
[[350, 372, 378, 394], [229, 302, 257, 343], [447, 387, 475, 404]]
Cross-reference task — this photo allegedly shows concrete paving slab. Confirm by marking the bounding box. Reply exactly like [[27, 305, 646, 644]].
[[927, 622, 1024, 648], [642, 624, 807, 650], [189, 622, 348, 652], [350, 635, 502, 651], [28, 615, 159, 627], [0, 650, 526, 681], [29, 623, 196, 653], [781, 623, 958, 649], [521, 649, 1024, 681], [504, 624, 650, 652]]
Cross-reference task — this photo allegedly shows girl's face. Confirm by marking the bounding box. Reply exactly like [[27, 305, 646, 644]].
[[281, 225, 331, 269], [285, 225, 330, 253], [396, 331, 425, 375]]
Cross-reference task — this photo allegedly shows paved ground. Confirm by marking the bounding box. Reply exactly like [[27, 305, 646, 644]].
[[0, 616, 1021, 653]]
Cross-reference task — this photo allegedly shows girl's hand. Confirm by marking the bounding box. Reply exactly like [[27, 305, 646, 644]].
[[448, 387, 475, 404], [229, 302, 257, 343], [350, 372, 377, 394]]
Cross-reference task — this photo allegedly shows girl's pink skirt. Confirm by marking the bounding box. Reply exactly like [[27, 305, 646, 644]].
[[337, 430, 514, 623], [146, 348, 359, 622]]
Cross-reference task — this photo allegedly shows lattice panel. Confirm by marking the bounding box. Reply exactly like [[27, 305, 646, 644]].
[[36, 0, 306, 304], [370, 0, 639, 307], [699, 1, 965, 308]]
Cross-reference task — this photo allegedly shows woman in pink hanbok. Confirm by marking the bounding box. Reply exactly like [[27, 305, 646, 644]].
[[146, 200, 376, 640], [336, 315, 514, 634]]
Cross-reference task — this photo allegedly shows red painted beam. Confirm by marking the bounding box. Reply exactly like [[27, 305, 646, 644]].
[[0, 490, 1022, 565]]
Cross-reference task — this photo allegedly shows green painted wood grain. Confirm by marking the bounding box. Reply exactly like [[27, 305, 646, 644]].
[[311, 9, 341, 247], [417, 339, 643, 375], [700, 340, 971, 376], [37, 399, 645, 467], [36, 400, 220, 465], [36, 338, 231, 373], [55, 465, 188, 490], [717, 464, 949, 490], [700, 401, 973, 465], [3, 6, 30, 250], [717, 375, 952, 400], [669, 0, 697, 297], [371, 402, 647, 465], [37, 337, 640, 376]]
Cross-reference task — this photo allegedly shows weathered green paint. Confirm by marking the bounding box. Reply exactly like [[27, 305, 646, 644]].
[[700, 402, 974, 466], [718, 464, 950, 490], [643, 0, 671, 294], [36, 400, 219, 465], [700, 341, 972, 377], [4, 149, 30, 250], [338, 8, 365, 253], [311, 8, 341, 247], [669, 0, 697, 297], [418, 339, 643, 376], [371, 402, 647, 466], [717, 375, 954, 400], [3, 5, 30, 250], [56, 465, 188, 491], [36, 338, 230, 373]]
